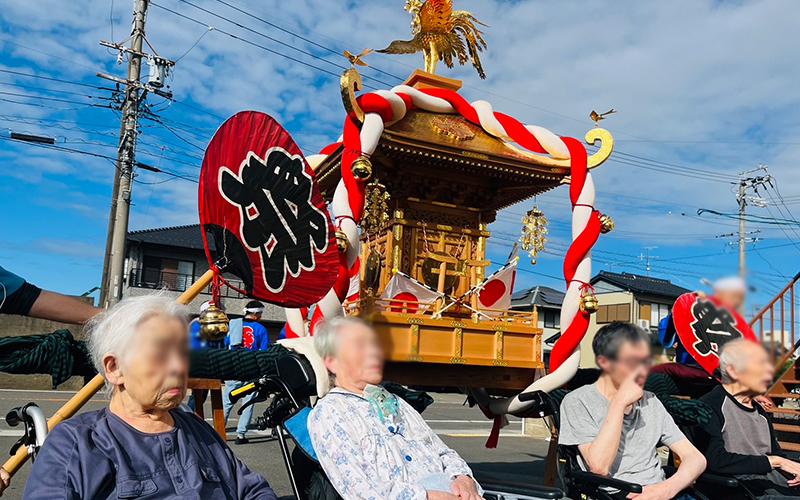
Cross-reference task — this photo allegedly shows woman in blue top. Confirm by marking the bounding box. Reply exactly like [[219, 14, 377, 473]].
[[23, 295, 277, 500]]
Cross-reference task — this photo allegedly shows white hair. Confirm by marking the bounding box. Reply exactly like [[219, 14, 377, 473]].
[[313, 316, 371, 360], [87, 294, 189, 379], [718, 338, 751, 384]]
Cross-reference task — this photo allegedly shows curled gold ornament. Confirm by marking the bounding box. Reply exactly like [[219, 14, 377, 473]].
[[585, 128, 614, 169], [340, 68, 365, 123]]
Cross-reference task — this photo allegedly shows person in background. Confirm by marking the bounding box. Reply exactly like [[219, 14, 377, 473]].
[[222, 301, 270, 444], [23, 294, 277, 500], [560, 322, 707, 500], [0, 264, 103, 496], [187, 301, 225, 412], [697, 340, 800, 499], [309, 317, 484, 500]]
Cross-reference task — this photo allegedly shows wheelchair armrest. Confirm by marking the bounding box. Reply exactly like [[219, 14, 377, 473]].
[[569, 470, 643, 494], [479, 479, 563, 499], [662, 466, 738, 489]]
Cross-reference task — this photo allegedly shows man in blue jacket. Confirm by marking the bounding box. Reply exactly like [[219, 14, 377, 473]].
[[223, 301, 270, 444]]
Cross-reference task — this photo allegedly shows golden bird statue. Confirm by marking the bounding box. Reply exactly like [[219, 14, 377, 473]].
[[590, 109, 616, 127], [376, 0, 488, 79]]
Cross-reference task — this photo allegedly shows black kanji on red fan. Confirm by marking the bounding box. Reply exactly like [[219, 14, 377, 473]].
[[220, 148, 329, 293], [689, 299, 743, 357]]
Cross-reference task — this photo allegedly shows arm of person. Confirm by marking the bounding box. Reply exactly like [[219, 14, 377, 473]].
[[700, 407, 772, 475], [571, 370, 644, 476], [28, 290, 102, 325], [20, 425, 84, 500], [309, 400, 431, 500], [0, 467, 9, 497], [258, 325, 271, 350], [402, 401, 482, 499], [227, 450, 278, 500]]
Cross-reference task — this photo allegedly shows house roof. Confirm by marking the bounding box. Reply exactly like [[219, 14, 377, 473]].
[[510, 285, 565, 308], [127, 224, 213, 251], [591, 270, 690, 299]]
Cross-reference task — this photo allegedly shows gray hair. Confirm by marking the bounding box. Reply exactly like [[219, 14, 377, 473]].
[[592, 321, 651, 361], [313, 316, 371, 360], [718, 338, 751, 384], [87, 294, 189, 380]]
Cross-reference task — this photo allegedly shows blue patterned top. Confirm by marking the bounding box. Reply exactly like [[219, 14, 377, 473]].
[[309, 388, 479, 500]]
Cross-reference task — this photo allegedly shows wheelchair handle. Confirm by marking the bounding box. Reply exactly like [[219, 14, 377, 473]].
[[229, 382, 257, 404]]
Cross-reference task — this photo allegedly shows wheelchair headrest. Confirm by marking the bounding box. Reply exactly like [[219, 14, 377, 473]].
[[277, 337, 333, 398], [275, 352, 317, 399]]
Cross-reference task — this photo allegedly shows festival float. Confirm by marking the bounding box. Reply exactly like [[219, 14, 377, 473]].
[[1, 0, 622, 481]]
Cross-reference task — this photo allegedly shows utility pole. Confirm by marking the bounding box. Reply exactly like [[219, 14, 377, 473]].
[[102, 0, 148, 308], [640, 246, 658, 277], [714, 165, 770, 315], [98, 0, 173, 307]]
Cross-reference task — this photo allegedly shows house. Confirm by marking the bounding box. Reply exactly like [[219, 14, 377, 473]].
[[578, 271, 691, 367], [123, 224, 287, 333], [510, 285, 565, 354]]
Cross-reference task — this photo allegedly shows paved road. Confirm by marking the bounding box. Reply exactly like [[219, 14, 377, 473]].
[[0, 389, 552, 500]]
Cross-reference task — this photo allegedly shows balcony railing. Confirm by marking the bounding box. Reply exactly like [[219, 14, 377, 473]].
[[127, 267, 249, 299]]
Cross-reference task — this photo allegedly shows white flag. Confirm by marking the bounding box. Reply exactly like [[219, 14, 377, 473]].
[[381, 273, 441, 313], [477, 246, 518, 311]]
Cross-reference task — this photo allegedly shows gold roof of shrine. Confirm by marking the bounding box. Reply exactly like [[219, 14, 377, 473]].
[[313, 109, 570, 213]]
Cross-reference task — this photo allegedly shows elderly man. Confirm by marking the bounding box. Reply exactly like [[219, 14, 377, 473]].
[[560, 322, 707, 500], [23, 295, 277, 500], [308, 317, 483, 500], [697, 339, 800, 499]]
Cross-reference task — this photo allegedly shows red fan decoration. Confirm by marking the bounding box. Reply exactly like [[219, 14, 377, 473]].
[[672, 292, 758, 376], [199, 111, 338, 308]]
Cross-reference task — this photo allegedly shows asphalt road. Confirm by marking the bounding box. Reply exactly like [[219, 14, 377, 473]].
[[0, 389, 552, 500]]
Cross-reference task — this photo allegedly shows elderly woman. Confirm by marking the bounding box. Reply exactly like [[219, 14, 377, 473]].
[[23, 295, 277, 500], [308, 317, 483, 500]]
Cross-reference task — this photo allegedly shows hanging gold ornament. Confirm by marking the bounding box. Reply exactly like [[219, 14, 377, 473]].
[[361, 179, 390, 235], [198, 304, 230, 341], [599, 213, 615, 234], [580, 289, 599, 314], [336, 229, 349, 252], [519, 205, 548, 265], [351, 156, 373, 181]]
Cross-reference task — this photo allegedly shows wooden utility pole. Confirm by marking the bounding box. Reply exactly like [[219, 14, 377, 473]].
[[101, 0, 149, 307]]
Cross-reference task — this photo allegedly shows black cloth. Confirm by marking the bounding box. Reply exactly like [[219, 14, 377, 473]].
[[0, 281, 42, 316], [696, 385, 783, 476]]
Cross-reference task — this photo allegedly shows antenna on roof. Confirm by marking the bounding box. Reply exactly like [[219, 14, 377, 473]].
[[639, 246, 659, 277]]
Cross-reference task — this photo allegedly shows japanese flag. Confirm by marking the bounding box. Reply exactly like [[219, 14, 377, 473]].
[[381, 273, 440, 313], [477, 246, 518, 311]]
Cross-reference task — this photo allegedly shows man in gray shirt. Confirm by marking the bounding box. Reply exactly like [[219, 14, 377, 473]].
[[560, 322, 707, 500]]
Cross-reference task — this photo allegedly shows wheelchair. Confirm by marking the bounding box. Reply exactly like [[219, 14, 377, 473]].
[[228, 352, 565, 500], [512, 389, 748, 500]]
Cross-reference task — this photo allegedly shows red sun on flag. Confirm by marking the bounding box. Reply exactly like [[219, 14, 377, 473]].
[[390, 292, 420, 313]]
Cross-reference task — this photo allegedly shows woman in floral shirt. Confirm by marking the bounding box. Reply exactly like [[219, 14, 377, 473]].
[[308, 317, 484, 500]]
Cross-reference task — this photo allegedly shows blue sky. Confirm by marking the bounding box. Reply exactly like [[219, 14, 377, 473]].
[[1, 0, 799, 319]]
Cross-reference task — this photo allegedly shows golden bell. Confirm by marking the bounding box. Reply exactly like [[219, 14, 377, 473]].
[[599, 214, 615, 234], [199, 304, 230, 342], [580, 293, 599, 314], [336, 229, 349, 252], [351, 156, 373, 181]]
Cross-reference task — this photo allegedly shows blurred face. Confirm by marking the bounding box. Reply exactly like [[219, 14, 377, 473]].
[[107, 315, 190, 411], [727, 342, 774, 394], [715, 289, 746, 311], [324, 323, 385, 392], [598, 339, 652, 388]]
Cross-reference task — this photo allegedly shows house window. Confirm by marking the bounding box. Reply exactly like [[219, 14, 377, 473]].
[[140, 256, 195, 291], [596, 303, 632, 324], [650, 303, 670, 327], [543, 309, 560, 329]]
